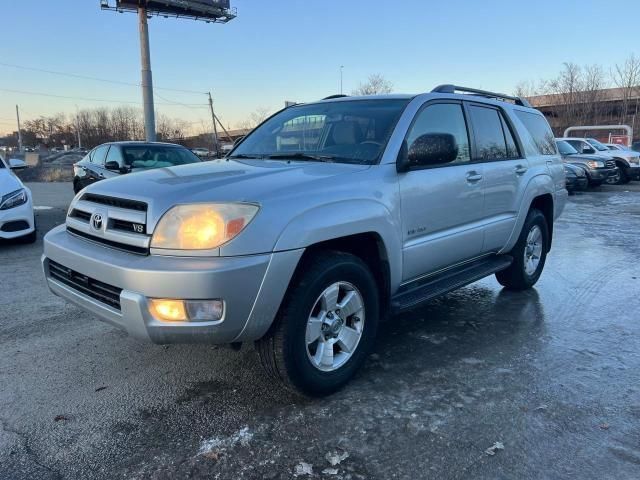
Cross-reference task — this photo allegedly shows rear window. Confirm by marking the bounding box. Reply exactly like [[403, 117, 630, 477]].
[[514, 111, 556, 156]]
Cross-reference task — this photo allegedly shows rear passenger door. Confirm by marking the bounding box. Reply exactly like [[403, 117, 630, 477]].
[[398, 101, 485, 281], [466, 103, 528, 252]]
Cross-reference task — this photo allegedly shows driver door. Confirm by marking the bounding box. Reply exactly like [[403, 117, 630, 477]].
[[398, 101, 485, 282]]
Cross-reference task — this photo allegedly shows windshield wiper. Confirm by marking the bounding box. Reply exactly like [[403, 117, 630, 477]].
[[266, 153, 336, 162], [227, 154, 265, 159]]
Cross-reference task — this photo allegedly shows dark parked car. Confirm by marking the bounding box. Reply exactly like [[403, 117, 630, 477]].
[[555, 140, 618, 187], [564, 163, 588, 194], [73, 142, 201, 193]]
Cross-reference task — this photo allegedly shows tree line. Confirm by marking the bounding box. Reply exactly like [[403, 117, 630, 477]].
[[515, 54, 640, 132]]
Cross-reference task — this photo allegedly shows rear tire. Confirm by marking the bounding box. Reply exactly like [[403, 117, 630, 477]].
[[496, 209, 548, 291], [256, 251, 379, 396]]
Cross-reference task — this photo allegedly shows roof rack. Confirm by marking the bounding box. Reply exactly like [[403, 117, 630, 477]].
[[323, 94, 349, 100], [431, 84, 532, 108]]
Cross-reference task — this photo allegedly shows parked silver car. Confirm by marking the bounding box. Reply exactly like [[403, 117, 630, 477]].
[[43, 85, 567, 395]]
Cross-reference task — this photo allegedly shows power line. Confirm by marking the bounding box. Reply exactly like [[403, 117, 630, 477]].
[[0, 87, 208, 107], [0, 61, 207, 95]]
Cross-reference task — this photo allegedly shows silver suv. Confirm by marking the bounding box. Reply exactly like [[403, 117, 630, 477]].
[[43, 85, 567, 395]]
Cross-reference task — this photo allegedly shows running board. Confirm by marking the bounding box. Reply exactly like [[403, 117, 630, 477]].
[[391, 255, 513, 313]]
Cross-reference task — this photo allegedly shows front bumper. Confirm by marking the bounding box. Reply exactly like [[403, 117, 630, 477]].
[[0, 193, 35, 239], [624, 164, 640, 180], [566, 176, 588, 191], [588, 167, 617, 181], [42, 225, 303, 344]]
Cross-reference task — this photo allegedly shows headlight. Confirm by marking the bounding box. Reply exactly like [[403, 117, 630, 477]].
[[151, 203, 259, 250], [587, 161, 604, 168], [0, 188, 27, 210]]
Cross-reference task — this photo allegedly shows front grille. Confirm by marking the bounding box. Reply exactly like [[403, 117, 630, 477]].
[[605, 160, 616, 169], [81, 193, 147, 212], [70, 209, 91, 221], [48, 259, 122, 310], [67, 227, 149, 255], [112, 218, 146, 234]]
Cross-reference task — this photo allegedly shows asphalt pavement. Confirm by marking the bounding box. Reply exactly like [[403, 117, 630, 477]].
[[1, 182, 639, 480]]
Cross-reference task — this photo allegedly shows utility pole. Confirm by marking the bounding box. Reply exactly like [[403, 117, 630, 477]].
[[340, 65, 344, 95], [139, 6, 156, 141], [15, 105, 23, 152], [76, 112, 82, 149], [208, 92, 220, 157]]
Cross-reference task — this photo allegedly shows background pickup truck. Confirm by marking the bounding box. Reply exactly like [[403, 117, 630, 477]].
[[43, 85, 567, 396]]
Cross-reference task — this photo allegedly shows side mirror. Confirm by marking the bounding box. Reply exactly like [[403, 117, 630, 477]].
[[9, 158, 27, 170], [398, 133, 458, 172], [105, 160, 121, 171], [582, 147, 596, 154]]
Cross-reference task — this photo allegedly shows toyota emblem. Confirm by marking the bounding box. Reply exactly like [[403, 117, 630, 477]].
[[91, 213, 104, 231]]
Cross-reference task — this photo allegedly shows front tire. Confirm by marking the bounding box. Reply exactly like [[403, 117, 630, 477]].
[[496, 209, 548, 291], [256, 251, 379, 396]]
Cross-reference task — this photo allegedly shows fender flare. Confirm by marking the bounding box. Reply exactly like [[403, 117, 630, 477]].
[[274, 199, 403, 291], [500, 174, 555, 254]]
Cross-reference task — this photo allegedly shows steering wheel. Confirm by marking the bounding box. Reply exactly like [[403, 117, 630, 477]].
[[360, 140, 383, 147]]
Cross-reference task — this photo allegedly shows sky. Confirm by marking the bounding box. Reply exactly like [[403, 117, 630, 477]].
[[1, 0, 639, 135]]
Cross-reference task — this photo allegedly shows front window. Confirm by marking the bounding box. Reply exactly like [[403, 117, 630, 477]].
[[556, 140, 578, 155], [586, 139, 609, 151], [230, 99, 411, 165], [122, 145, 201, 169]]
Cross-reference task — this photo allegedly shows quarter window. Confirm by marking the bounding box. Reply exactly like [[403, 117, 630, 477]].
[[406, 103, 470, 165], [514, 110, 556, 155]]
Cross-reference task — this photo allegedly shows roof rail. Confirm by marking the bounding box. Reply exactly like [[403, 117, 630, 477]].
[[431, 84, 532, 108], [323, 94, 349, 100]]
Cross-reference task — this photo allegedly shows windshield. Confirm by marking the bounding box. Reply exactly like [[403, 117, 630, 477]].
[[586, 139, 609, 151], [230, 99, 411, 165], [556, 140, 578, 155], [122, 145, 201, 169]]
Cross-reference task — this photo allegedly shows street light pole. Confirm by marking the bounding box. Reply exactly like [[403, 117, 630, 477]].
[[138, 6, 156, 142], [340, 65, 344, 95]]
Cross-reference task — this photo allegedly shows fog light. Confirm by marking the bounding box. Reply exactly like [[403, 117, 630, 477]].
[[185, 300, 224, 321], [149, 299, 187, 322], [149, 299, 224, 322]]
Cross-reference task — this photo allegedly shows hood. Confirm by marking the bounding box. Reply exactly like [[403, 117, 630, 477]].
[[0, 168, 24, 195], [608, 150, 639, 161], [561, 153, 610, 162], [83, 158, 370, 221]]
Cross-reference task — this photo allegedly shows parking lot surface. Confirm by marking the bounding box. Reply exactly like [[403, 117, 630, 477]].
[[1, 182, 639, 480]]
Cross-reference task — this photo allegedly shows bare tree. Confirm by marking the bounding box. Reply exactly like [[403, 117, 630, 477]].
[[352, 74, 393, 96], [513, 80, 539, 98], [612, 53, 640, 124], [236, 107, 272, 130]]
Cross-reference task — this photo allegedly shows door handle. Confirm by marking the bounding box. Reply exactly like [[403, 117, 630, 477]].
[[466, 172, 483, 183], [515, 165, 528, 175], [546, 160, 554, 166]]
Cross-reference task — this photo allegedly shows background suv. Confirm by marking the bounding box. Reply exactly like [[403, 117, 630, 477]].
[[556, 139, 618, 186], [44, 85, 566, 396], [559, 137, 639, 184], [73, 142, 201, 193]]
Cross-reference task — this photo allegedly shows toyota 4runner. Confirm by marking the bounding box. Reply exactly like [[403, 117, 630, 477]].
[[43, 85, 567, 396]]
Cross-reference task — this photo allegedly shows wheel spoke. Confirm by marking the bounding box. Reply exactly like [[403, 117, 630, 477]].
[[321, 284, 340, 311], [337, 326, 360, 353], [306, 317, 323, 345], [314, 341, 334, 368], [338, 290, 363, 319]]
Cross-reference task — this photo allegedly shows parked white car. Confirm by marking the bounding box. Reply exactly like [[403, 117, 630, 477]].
[[191, 148, 210, 158], [0, 155, 36, 243]]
